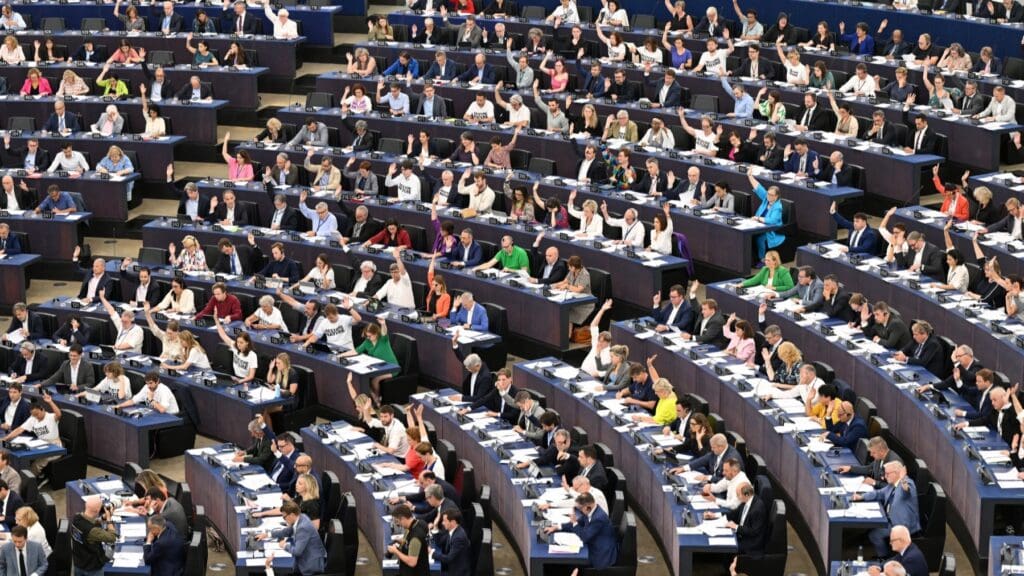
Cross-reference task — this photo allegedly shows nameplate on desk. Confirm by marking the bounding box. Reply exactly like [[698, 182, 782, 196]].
[[725, 216, 741, 226], [56, 171, 69, 178], [819, 324, 834, 336], [401, 251, 419, 262], [907, 279, 921, 290], [0, 210, 9, 218], [557, 232, 571, 241], [771, 173, 782, 182], [70, 301, 82, 309], [880, 147, 893, 156], [8, 130, 21, 138]]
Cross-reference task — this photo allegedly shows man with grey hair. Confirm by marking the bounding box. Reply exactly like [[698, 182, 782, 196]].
[[449, 290, 488, 331], [423, 50, 457, 81], [836, 436, 902, 486], [601, 203, 645, 248], [3, 303, 44, 343], [235, 415, 274, 470], [267, 193, 299, 231], [177, 181, 209, 222], [263, 0, 298, 39], [671, 433, 744, 482], [345, 260, 383, 297], [885, 525, 927, 576], [99, 288, 144, 353], [452, 330, 493, 403], [10, 342, 47, 384], [872, 561, 908, 576], [418, 483, 458, 530], [853, 461, 920, 557], [918, 344, 981, 405], [537, 475, 609, 513], [264, 152, 297, 187], [725, 481, 769, 559], [298, 189, 339, 237], [143, 513, 185, 574], [495, 82, 532, 125]]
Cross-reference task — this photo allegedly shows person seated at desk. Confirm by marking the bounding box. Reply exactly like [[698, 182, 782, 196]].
[[244, 295, 289, 333], [541, 492, 617, 568], [220, 133, 255, 182], [0, 6, 25, 30], [838, 21, 874, 55], [893, 320, 946, 375], [735, 250, 793, 291], [44, 342, 94, 392], [297, 191, 340, 238], [449, 290, 488, 332], [456, 169, 496, 213], [863, 110, 902, 147], [475, 234, 530, 274], [293, 253, 334, 291], [98, 146, 135, 199], [153, 277, 196, 315], [722, 316, 757, 365], [43, 101, 81, 137], [0, 35, 23, 65], [416, 483, 459, 531], [254, 472, 321, 529], [829, 202, 879, 255], [374, 251, 417, 309], [631, 378, 679, 427], [2, 137, 47, 174], [47, 142, 89, 176], [973, 47, 1002, 76], [819, 400, 867, 449], [19, 68, 52, 97], [175, 182, 210, 223], [77, 257, 112, 305], [33, 185, 76, 216], [255, 119, 286, 145], [0, 223, 20, 258], [342, 159, 378, 199], [192, 9, 218, 33], [195, 282, 243, 322], [384, 161, 422, 203], [263, 154, 298, 189], [174, 75, 212, 102], [302, 152, 342, 197], [97, 289, 144, 354], [852, 463, 920, 559], [383, 50, 420, 78], [306, 300, 360, 350], [975, 85, 1017, 124], [8, 342, 48, 385], [3, 303, 43, 344], [894, 231, 946, 276], [254, 242, 301, 284], [767, 265, 824, 311], [224, 0, 258, 34], [0, 177, 29, 213], [409, 130, 443, 163], [376, 80, 411, 117], [861, 301, 913, 350], [115, 371, 180, 415], [938, 43, 973, 72], [213, 320, 258, 385], [142, 514, 186, 576], [0, 525, 47, 576], [651, 284, 695, 333], [342, 317, 400, 398], [344, 261, 383, 298], [185, 33, 219, 67], [212, 236, 260, 276], [234, 416, 276, 470]]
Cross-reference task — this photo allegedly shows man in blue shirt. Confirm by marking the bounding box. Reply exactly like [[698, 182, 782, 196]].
[[721, 77, 754, 119], [382, 51, 420, 77], [34, 184, 76, 214], [375, 81, 410, 116], [449, 291, 489, 331]]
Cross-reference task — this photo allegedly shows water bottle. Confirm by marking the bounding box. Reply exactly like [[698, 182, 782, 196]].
[[856, 545, 864, 563]]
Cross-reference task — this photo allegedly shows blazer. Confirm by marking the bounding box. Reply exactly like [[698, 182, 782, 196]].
[[965, 386, 995, 425], [226, 10, 258, 34], [814, 290, 856, 322], [826, 416, 868, 449], [0, 485, 22, 528], [690, 307, 729, 349], [349, 274, 384, 298], [174, 82, 212, 101], [453, 346, 494, 403], [861, 476, 920, 533], [0, 540, 46, 576], [432, 525, 471, 576], [846, 450, 903, 486], [783, 150, 820, 175], [901, 336, 945, 376], [794, 106, 831, 132], [0, 234, 20, 255], [972, 57, 1003, 75], [423, 62, 459, 81], [72, 44, 107, 62], [3, 145, 49, 172], [6, 314, 45, 341], [125, 275, 163, 308], [864, 316, 912, 350], [517, 401, 547, 442], [575, 61, 607, 98], [243, 433, 275, 472], [894, 543, 930, 576], [139, 59, 176, 101], [452, 23, 483, 47], [632, 172, 668, 195], [346, 219, 382, 245], [10, 353, 49, 382], [906, 128, 939, 154], [270, 450, 300, 493], [42, 113, 81, 134], [176, 193, 211, 220], [896, 242, 945, 277], [647, 79, 682, 107], [727, 496, 769, 555], [471, 384, 520, 423], [407, 478, 459, 514], [958, 92, 988, 116], [415, 94, 449, 118], [832, 213, 879, 255], [304, 159, 342, 190], [759, 144, 784, 171], [212, 245, 262, 276], [268, 165, 299, 187], [150, 11, 184, 32], [819, 163, 855, 187], [266, 203, 300, 231], [689, 445, 743, 482], [456, 64, 495, 83], [936, 360, 982, 405], [77, 271, 113, 300], [43, 358, 96, 389], [777, 278, 824, 308], [575, 158, 608, 183], [91, 112, 124, 135], [144, 524, 186, 576], [581, 460, 609, 491], [605, 80, 641, 102], [450, 303, 489, 332], [560, 506, 617, 569], [532, 250, 569, 285], [732, 58, 776, 79], [652, 301, 694, 331], [865, 122, 902, 146], [881, 40, 912, 58], [448, 241, 482, 266]]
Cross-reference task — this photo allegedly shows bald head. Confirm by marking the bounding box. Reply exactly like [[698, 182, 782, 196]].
[[545, 246, 559, 265]]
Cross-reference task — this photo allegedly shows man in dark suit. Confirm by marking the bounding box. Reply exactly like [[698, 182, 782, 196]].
[[824, 401, 868, 449], [42, 101, 81, 134], [782, 139, 820, 178], [576, 445, 608, 491], [750, 131, 784, 171], [896, 232, 945, 277], [140, 54, 177, 102], [151, 1, 184, 33], [862, 302, 912, 350], [205, 190, 250, 227], [263, 154, 298, 187], [651, 284, 695, 333], [605, 69, 641, 103], [531, 241, 568, 285], [235, 416, 275, 472], [42, 344, 95, 391], [673, 434, 744, 482], [448, 228, 483, 268], [544, 493, 618, 569], [793, 93, 831, 132], [973, 386, 1019, 448], [831, 204, 879, 256], [879, 27, 911, 57], [888, 526, 929, 576], [414, 83, 449, 118], [344, 205, 383, 244], [645, 67, 682, 108], [836, 436, 904, 488], [265, 193, 301, 232], [905, 115, 939, 155], [576, 58, 607, 98], [9, 342, 49, 384], [225, 1, 259, 34], [452, 346, 493, 405], [121, 261, 162, 308], [466, 368, 520, 423], [575, 144, 608, 183], [694, 6, 729, 36], [864, 110, 902, 146], [805, 275, 854, 322], [416, 484, 459, 529], [72, 39, 107, 63], [0, 223, 21, 256], [142, 515, 186, 576], [456, 53, 496, 84], [347, 261, 385, 297], [1, 137, 49, 173], [212, 237, 262, 276], [423, 52, 460, 81], [632, 157, 669, 196], [818, 151, 855, 187], [432, 509, 471, 576], [398, 471, 458, 515], [0, 481, 23, 530], [175, 76, 213, 101], [953, 368, 997, 426], [921, 344, 982, 405], [176, 182, 211, 222], [4, 304, 45, 343], [731, 45, 776, 79], [894, 321, 945, 376], [270, 435, 300, 493], [77, 258, 113, 303], [728, 483, 769, 558], [683, 291, 728, 349], [957, 81, 987, 116], [756, 319, 786, 375]]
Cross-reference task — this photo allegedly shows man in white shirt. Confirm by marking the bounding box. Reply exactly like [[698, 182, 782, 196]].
[[839, 63, 877, 96], [976, 85, 1017, 123], [98, 289, 144, 353], [385, 162, 422, 202], [546, 0, 579, 24], [47, 143, 89, 174], [694, 38, 730, 75], [702, 458, 749, 510], [375, 250, 417, 309], [2, 394, 61, 475], [462, 93, 495, 124], [117, 371, 180, 414], [456, 170, 495, 213], [762, 364, 823, 402], [537, 476, 608, 514], [0, 176, 24, 211], [305, 302, 359, 350], [372, 405, 409, 455], [601, 204, 645, 247], [495, 87, 530, 127], [263, 0, 298, 38]]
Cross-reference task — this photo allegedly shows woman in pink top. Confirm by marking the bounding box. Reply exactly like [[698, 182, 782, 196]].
[[221, 131, 254, 181], [539, 50, 569, 93], [19, 68, 52, 96], [723, 315, 756, 364], [108, 39, 142, 64]]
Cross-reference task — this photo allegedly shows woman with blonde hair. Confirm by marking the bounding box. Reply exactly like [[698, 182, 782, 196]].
[[144, 303, 183, 362], [161, 331, 210, 371], [346, 47, 378, 75], [566, 192, 604, 237], [571, 104, 601, 138], [255, 118, 285, 143], [631, 379, 678, 426], [56, 70, 89, 97], [168, 235, 208, 271], [253, 473, 321, 529], [765, 341, 802, 385], [347, 374, 380, 429], [738, 250, 793, 291], [971, 186, 1002, 225], [597, 344, 630, 391], [0, 36, 25, 64], [20, 68, 52, 96], [15, 507, 51, 556]]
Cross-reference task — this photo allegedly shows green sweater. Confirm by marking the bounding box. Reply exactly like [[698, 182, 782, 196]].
[[356, 333, 399, 373], [494, 246, 530, 271], [740, 266, 794, 291]]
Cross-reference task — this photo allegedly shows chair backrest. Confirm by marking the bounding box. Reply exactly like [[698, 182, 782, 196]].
[[475, 528, 494, 576], [691, 94, 719, 113], [18, 470, 38, 507], [80, 17, 106, 32], [379, 137, 405, 155], [8, 117, 36, 132], [150, 50, 176, 67], [324, 518, 347, 572], [305, 91, 335, 109], [767, 500, 787, 553], [59, 409, 87, 454], [855, 397, 877, 421], [593, 442, 614, 468], [617, 511, 637, 568], [54, 519, 70, 574], [185, 531, 205, 574], [435, 439, 457, 482], [455, 459, 476, 509], [389, 332, 419, 377], [33, 493, 57, 545], [320, 471, 342, 521], [528, 157, 555, 176], [811, 361, 835, 383], [41, 17, 65, 31]]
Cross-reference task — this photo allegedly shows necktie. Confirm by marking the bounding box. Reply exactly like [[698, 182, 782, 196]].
[[18, 548, 26, 576], [799, 155, 806, 173], [964, 96, 972, 110], [915, 342, 924, 358], [801, 108, 811, 126], [740, 501, 750, 525], [271, 459, 283, 481], [915, 130, 923, 151], [59, 116, 65, 132], [884, 487, 895, 517], [877, 126, 883, 142], [279, 171, 286, 185], [354, 134, 363, 148], [236, 16, 242, 31], [851, 230, 861, 248]]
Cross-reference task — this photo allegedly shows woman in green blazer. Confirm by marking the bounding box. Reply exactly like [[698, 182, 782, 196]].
[[737, 250, 794, 291]]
